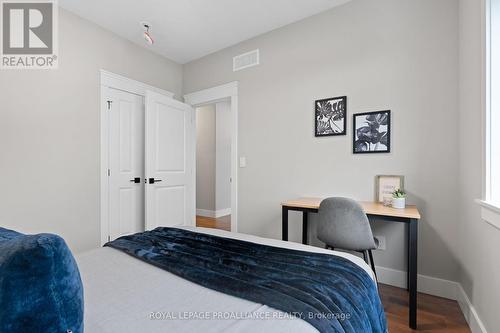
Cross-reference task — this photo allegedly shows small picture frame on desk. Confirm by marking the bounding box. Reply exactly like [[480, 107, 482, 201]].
[[376, 175, 404, 205]]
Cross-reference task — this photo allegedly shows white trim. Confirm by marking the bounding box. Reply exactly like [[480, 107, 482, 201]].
[[376, 266, 459, 300], [100, 70, 175, 246], [456, 285, 489, 333], [476, 199, 500, 214], [376, 266, 407, 289], [476, 199, 500, 230], [483, 0, 492, 202], [100, 85, 110, 246], [184, 82, 238, 106], [196, 208, 231, 218], [184, 82, 239, 233], [100, 70, 175, 99], [377, 265, 487, 332], [196, 209, 216, 218], [215, 208, 231, 218]]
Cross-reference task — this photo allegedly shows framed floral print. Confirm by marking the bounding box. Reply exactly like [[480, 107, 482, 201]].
[[353, 110, 391, 153], [315, 96, 347, 137]]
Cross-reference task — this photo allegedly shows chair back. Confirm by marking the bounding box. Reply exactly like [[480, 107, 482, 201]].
[[317, 197, 376, 251]]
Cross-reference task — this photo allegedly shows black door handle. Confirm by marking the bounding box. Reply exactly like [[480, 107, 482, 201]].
[[130, 177, 141, 183], [149, 178, 163, 184]]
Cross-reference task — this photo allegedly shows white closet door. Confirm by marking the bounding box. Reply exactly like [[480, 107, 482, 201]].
[[108, 88, 145, 240], [145, 91, 195, 230]]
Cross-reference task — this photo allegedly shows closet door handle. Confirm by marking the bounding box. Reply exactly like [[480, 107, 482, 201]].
[[130, 177, 141, 184], [149, 178, 163, 184]]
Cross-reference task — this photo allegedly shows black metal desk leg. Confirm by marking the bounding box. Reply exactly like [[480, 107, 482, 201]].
[[407, 224, 410, 291], [282, 206, 289, 241], [302, 212, 308, 245], [408, 218, 418, 329]]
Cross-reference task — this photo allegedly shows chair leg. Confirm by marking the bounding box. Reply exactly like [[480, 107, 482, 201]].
[[368, 250, 378, 281], [362, 251, 368, 264]]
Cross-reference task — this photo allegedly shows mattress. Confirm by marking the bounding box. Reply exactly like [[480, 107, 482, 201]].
[[76, 226, 375, 333]]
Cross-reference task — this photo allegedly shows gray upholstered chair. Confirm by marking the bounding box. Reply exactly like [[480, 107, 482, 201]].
[[317, 197, 378, 278]]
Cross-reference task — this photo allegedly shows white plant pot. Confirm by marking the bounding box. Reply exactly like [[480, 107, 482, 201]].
[[392, 197, 406, 209]]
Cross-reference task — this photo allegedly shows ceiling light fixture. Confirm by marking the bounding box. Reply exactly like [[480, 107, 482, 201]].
[[141, 22, 154, 45]]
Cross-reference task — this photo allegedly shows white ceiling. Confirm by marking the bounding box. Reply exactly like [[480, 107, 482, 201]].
[[59, 0, 351, 64]]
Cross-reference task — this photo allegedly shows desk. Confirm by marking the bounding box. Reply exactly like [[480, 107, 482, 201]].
[[281, 197, 421, 329]]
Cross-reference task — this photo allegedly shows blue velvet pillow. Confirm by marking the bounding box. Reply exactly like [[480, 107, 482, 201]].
[[0, 228, 84, 333]]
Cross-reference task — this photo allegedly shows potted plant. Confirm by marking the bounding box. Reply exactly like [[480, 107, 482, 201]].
[[392, 189, 406, 209]]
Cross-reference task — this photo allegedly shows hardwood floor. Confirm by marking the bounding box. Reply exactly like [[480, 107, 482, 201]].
[[196, 215, 231, 231], [380, 284, 470, 332], [195, 217, 470, 332]]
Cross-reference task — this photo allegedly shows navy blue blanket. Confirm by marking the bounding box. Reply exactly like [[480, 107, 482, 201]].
[[105, 228, 387, 333]]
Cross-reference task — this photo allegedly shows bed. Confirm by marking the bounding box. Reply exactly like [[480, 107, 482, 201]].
[[76, 226, 384, 333]]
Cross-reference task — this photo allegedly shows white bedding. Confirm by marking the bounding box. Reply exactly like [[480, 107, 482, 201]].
[[76, 226, 374, 333]]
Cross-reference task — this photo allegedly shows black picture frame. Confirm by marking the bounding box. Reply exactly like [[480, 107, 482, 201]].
[[314, 96, 347, 137], [353, 110, 391, 154]]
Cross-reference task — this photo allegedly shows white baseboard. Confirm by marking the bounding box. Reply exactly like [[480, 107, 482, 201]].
[[377, 265, 487, 333], [376, 266, 459, 300], [215, 208, 231, 218], [196, 208, 231, 218], [456, 284, 488, 333], [196, 209, 215, 218]]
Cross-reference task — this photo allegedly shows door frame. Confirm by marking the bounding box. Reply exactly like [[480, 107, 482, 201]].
[[184, 82, 239, 232], [100, 70, 175, 245]]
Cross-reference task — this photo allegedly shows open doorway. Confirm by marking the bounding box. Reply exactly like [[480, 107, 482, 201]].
[[195, 101, 232, 231], [184, 82, 238, 232]]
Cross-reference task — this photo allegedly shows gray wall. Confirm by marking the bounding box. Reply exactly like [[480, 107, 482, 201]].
[[196, 102, 232, 214], [183, 0, 461, 281], [0, 8, 183, 253], [196, 105, 216, 212], [215, 101, 232, 212], [458, 0, 500, 331]]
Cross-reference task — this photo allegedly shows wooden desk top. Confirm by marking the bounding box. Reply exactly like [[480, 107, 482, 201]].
[[282, 197, 421, 219]]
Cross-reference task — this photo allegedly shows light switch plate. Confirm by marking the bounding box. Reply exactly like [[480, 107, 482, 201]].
[[239, 157, 247, 168]]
